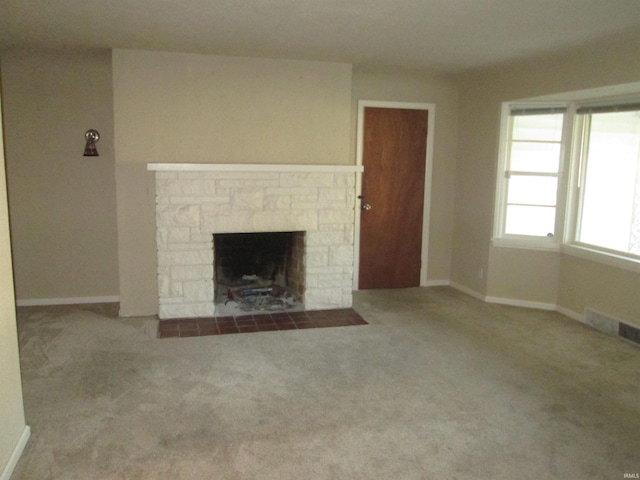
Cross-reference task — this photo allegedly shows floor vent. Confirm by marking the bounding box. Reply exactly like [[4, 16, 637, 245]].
[[584, 308, 619, 335], [585, 308, 640, 346], [619, 323, 640, 345]]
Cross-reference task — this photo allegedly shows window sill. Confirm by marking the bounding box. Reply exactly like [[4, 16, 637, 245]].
[[491, 236, 560, 252], [561, 244, 640, 274], [492, 238, 640, 273]]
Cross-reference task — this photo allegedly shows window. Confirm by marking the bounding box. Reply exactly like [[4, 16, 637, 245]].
[[574, 106, 640, 257], [494, 105, 567, 243], [494, 98, 640, 265]]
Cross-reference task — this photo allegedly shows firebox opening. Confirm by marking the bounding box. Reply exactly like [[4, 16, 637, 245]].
[[213, 231, 305, 314]]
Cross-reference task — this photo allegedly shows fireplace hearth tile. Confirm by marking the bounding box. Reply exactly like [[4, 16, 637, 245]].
[[157, 309, 368, 338], [276, 324, 297, 331]]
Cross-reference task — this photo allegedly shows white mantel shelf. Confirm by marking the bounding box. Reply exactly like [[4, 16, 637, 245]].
[[147, 163, 363, 173]]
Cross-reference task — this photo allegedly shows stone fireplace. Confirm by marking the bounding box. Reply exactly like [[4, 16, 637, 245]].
[[148, 164, 363, 319]]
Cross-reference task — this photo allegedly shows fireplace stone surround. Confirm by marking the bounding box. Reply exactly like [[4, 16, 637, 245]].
[[148, 163, 363, 319]]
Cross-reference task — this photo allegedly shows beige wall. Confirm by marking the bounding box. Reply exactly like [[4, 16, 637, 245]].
[[351, 68, 458, 282], [559, 255, 640, 327], [487, 248, 560, 305], [113, 50, 353, 315], [450, 87, 498, 294], [0, 50, 119, 302], [0, 94, 28, 479], [5, 38, 640, 327], [453, 30, 640, 325]]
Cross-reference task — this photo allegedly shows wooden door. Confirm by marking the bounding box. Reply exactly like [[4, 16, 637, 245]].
[[359, 107, 428, 289]]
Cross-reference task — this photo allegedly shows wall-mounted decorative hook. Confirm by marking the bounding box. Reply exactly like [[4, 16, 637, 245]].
[[83, 129, 100, 156]]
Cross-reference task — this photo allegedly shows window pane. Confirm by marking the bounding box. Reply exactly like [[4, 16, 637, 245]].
[[512, 114, 564, 142], [578, 111, 640, 255], [505, 205, 556, 236], [507, 176, 558, 206], [510, 141, 561, 172]]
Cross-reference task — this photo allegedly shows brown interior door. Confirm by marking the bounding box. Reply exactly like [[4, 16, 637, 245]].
[[359, 107, 428, 289]]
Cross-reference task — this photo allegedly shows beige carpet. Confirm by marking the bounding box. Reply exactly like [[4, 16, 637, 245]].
[[12, 287, 640, 479]]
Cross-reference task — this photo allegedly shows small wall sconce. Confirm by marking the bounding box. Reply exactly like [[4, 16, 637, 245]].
[[83, 129, 100, 157]]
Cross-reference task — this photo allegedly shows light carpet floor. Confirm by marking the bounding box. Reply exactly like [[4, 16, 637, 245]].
[[11, 287, 640, 479]]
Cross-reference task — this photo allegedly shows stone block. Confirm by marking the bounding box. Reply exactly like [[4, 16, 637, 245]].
[[292, 194, 320, 204], [156, 228, 169, 251], [334, 174, 356, 188], [167, 242, 212, 252], [202, 212, 253, 233], [341, 290, 353, 307], [189, 232, 214, 243], [306, 265, 344, 275], [319, 188, 347, 203], [157, 204, 200, 228], [158, 296, 183, 304], [305, 274, 318, 288], [317, 273, 344, 288], [291, 201, 322, 210], [306, 248, 329, 267], [171, 265, 213, 281], [305, 288, 343, 310], [231, 188, 264, 209], [319, 209, 354, 225], [183, 279, 214, 302], [212, 172, 279, 181], [156, 172, 178, 180], [306, 230, 345, 247], [218, 178, 279, 188], [264, 195, 292, 210], [158, 249, 213, 266], [264, 186, 316, 196], [318, 224, 345, 232], [156, 179, 218, 196], [158, 274, 170, 297], [169, 195, 230, 205], [248, 210, 318, 232], [167, 227, 192, 243], [344, 225, 355, 244], [280, 173, 335, 188], [329, 245, 354, 266], [178, 171, 221, 180]]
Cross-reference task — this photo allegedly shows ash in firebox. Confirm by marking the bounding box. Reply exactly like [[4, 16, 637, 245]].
[[214, 274, 302, 316]]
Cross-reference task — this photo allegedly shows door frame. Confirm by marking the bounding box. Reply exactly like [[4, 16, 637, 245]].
[[353, 100, 436, 290]]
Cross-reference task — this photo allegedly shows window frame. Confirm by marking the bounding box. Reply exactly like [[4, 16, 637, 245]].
[[492, 102, 571, 251], [493, 95, 640, 272], [564, 103, 640, 264]]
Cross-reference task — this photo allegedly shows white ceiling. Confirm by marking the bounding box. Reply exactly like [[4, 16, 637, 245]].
[[1, 0, 640, 74]]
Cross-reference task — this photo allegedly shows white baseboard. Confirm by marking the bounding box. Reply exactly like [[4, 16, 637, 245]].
[[449, 281, 485, 302], [447, 281, 563, 313], [485, 296, 557, 311], [432, 282, 633, 345], [556, 305, 584, 323], [423, 280, 450, 287], [0, 426, 30, 480], [438, 282, 582, 318], [16, 296, 120, 307]]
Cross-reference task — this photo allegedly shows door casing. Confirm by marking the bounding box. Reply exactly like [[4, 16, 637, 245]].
[[354, 100, 435, 290]]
